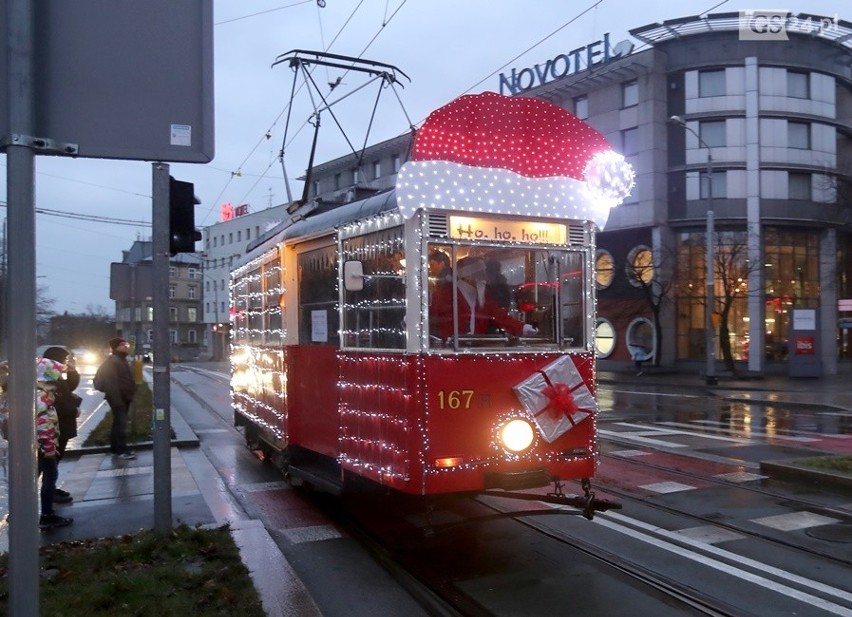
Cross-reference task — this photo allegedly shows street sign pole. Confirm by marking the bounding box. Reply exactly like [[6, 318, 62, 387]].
[[152, 163, 173, 533], [5, 0, 40, 613]]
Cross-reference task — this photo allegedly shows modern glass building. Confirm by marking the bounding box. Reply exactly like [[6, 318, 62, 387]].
[[302, 12, 852, 376]]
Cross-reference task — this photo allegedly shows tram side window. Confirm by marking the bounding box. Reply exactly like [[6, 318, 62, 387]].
[[341, 227, 406, 350], [264, 256, 283, 345], [247, 264, 264, 345], [298, 245, 339, 346]]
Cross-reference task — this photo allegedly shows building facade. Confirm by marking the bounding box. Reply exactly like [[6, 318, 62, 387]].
[[291, 12, 852, 377], [201, 203, 288, 359], [111, 240, 203, 361]]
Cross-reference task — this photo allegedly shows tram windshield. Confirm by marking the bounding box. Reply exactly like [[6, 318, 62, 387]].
[[428, 244, 587, 351]]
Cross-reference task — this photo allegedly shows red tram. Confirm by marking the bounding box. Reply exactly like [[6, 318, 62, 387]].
[[230, 92, 633, 517]]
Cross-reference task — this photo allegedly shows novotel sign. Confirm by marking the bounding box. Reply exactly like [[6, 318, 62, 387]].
[[499, 33, 634, 95]]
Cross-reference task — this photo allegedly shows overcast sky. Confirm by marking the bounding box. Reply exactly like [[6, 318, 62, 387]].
[[2, 0, 847, 315]]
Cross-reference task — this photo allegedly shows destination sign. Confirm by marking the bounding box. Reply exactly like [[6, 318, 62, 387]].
[[448, 216, 567, 245]]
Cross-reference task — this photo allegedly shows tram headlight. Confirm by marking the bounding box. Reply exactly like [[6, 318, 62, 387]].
[[497, 418, 535, 454]]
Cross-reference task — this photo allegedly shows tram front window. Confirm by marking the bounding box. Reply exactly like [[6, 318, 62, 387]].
[[428, 246, 586, 350]]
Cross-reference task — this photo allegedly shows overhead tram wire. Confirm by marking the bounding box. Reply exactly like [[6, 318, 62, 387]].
[[0, 201, 150, 227], [203, 1, 370, 222], [463, 0, 730, 98], [227, 1, 411, 212]]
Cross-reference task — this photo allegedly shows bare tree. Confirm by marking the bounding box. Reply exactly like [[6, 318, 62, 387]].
[[678, 230, 766, 376]]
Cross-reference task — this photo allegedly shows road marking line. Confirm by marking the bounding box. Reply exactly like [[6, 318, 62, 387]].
[[596, 511, 852, 614]]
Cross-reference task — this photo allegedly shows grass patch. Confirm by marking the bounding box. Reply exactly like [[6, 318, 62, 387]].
[[795, 455, 852, 474], [0, 525, 266, 615], [84, 381, 172, 447]]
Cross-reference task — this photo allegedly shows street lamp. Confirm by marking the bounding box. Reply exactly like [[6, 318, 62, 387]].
[[670, 115, 717, 385]]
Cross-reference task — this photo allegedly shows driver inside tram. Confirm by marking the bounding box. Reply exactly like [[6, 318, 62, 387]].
[[430, 255, 537, 341]]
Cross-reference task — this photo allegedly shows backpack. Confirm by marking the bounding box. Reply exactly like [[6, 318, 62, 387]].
[[93, 364, 106, 392]]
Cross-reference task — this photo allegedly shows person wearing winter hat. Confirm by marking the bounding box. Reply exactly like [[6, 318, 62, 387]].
[[41, 346, 81, 504], [35, 356, 74, 529], [93, 338, 137, 459]]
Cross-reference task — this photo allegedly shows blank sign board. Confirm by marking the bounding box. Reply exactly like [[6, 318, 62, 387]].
[[0, 0, 214, 162]]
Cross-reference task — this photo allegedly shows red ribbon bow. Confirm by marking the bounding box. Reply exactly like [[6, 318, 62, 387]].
[[542, 382, 580, 422]]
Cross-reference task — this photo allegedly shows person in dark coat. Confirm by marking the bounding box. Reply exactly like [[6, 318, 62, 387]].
[[42, 346, 81, 503], [94, 337, 137, 460]]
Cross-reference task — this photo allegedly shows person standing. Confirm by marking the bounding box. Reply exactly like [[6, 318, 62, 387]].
[[42, 346, 81, 503], [94, 338, 137, 460], [36, 356, 74, 529]]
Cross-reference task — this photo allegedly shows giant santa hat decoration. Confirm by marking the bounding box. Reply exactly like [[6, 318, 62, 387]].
[[396, 91, 634, 229]]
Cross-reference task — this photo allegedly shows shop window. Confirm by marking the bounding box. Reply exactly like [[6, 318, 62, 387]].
[[595, 250, 614, 289], [595, 319, 616, 358], [626, 245, 654, 286], [626, 318, 655, 366], [698, 69, 725, 97]]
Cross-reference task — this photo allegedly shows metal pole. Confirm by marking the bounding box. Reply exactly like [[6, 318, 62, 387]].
[[152, 163, 172, 532], [705, 154, 717, 386], [670, 116, 717, 386], [6, 0, 40, 613]]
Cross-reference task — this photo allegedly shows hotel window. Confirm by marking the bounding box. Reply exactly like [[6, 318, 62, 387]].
[[621, 127, 639, 156], [237, 230, 242, 242], [169, 306, 178, 321], [787, 71, 809, 99], [393, 155, 401, 173], [334, 173, 341, 189], [788, 121, 810, 149], [351, 168, 359, 184], [574, 95, 589, 119], [188, 267, 198, 280], [789, 173, 811, 200], [188, 286, 197, 299], [698, 69, 725, 97], [169, 285, 176, 299], [626, 245, 654, 287], [700, 170, 727, 199], [595, 250, 614, 289], [699, 120, 726, 148], [622, 81, 638, 108], [188, 329, 197, 344], [187, 307, 197, 322], [312, 180, 319, 197], [372, 160, 381, 179]]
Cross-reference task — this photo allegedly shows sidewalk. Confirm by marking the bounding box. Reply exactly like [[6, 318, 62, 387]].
[[0, 399, 321, 617]]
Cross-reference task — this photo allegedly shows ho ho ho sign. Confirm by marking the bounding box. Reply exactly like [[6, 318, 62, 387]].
[[499, 33, 634, 95]]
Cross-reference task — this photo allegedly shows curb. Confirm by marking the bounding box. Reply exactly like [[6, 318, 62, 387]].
[[63, 403, 200, 456], [759, 459, 852, 490]]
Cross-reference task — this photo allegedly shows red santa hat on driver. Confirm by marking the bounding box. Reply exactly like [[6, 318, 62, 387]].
[[396, 92, 634, 229]]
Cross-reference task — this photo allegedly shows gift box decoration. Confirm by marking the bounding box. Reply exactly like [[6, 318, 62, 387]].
[[513, 356, 594, 443]]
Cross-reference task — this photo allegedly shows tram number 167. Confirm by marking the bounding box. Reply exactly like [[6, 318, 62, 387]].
[[436, 389, 474, 410]]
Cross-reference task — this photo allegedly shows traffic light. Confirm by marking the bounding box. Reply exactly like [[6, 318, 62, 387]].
[[169, 177, 202, 255]]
